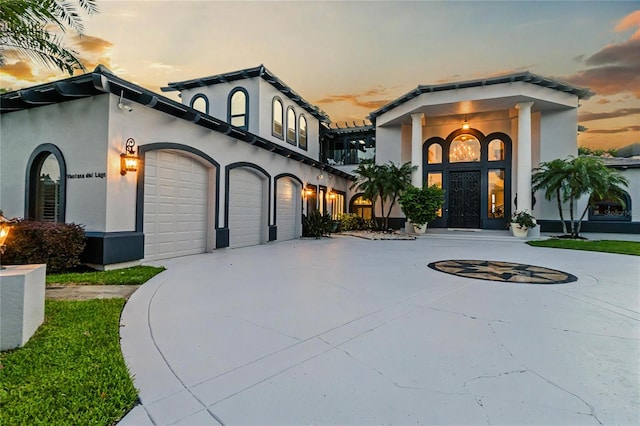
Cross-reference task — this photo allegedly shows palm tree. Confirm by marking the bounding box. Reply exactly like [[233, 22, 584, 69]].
[[0, 0, 99, 75], [533, 156, 628, 238], [565, 156, 628, 238], [380, 161, 416, 229], [532, 158, 570, 234], [350, 159, 381, 228]]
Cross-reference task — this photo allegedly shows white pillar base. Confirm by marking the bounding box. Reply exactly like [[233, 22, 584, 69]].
[[1, 264, 46, 351]]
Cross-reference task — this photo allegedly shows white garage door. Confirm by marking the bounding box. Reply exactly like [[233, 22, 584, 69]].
[[276, 178, 300, 241], [144, 150, 209, 261], [228, 168, 264, 248]]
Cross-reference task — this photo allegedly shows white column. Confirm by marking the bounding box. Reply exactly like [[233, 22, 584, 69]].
[[516, 101, 534, 212], [411, 112, 424, 187]]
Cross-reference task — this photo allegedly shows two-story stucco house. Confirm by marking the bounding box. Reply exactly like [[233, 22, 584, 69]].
[[1, 64, 636, 269]]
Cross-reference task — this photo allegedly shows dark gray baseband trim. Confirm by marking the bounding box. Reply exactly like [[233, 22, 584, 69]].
[[82, 231, 144, 265], [538, 220, 640, 234], [216, 228, 229, 248], [269, 225, 277, 241]]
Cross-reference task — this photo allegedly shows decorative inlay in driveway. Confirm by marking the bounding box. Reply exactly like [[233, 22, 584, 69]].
[[428, 260, 578, 284]]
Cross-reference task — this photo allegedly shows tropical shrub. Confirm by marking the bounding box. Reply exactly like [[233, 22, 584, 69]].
[[2, 220, 86, 273], [302, 210, 334, 239], [336, 213, 365, 231], [398, 185, 445, 227]]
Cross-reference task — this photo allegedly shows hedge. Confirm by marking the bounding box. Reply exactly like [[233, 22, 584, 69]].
[[2, 220, 86, 273]]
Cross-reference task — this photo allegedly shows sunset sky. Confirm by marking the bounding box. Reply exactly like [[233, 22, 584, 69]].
[[1, 1, 638, 150]]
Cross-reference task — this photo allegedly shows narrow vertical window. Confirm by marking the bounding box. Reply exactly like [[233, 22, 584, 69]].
[[228, 88, 248, 130], [272, 97, 283, 139], [428, 143, 442, 164], [286, 107, 296, 145], [298, 115, 307, 150]]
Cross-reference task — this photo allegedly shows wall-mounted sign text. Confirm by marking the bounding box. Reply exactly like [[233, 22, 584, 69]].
[[67, 172, 106, 179]]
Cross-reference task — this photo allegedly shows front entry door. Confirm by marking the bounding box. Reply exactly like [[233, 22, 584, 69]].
[[448, 171, 480, 228]]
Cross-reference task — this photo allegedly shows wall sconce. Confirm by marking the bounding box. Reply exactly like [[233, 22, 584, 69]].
[[462, 116, 470, 130], [317, 174, 324, 180], [303, 187, 314, 198], [120, 138, 140, 175], [0, 210, 15, 268]]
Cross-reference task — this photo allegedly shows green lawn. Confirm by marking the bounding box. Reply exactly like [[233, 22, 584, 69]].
[[0, 299, 138, 425], [527, 239, 640, 256], [47, 265, 165, 285]]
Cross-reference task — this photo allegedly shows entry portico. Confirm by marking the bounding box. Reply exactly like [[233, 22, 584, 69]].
[[370, 72, 593, 229]]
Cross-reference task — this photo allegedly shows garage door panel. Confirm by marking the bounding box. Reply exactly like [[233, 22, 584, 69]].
[[229, 168, 264, 248], [276, 178, 299, 241], [144, 150, 209, 261]]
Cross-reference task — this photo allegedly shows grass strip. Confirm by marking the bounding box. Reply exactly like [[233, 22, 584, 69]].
[[527, 239, 640, 256], [47, 265, 164, 285], [0, 299, 138, 425]]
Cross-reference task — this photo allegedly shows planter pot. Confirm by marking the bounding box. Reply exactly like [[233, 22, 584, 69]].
[[413, 223, 428, 234], [511, 223, 529, 238]]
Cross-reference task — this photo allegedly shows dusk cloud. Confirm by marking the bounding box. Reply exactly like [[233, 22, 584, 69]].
[[0, 61, 36, 81], [586, 125, 640, 134], [316, 87, 391, 110], [564, 11, 640, 98], [579, 107, 640, 122]]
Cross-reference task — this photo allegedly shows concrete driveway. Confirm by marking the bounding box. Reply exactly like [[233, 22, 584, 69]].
[[119, 234, 639, 425]]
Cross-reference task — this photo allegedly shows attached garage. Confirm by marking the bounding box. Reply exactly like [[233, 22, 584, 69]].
[[228, 167, 267, 248], [143, 150, 210, 261], [276, 177, 301, 241]]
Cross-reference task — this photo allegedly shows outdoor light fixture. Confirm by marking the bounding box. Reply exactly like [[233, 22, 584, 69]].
[[304, 187, 314, 197], [317, 174, 324, 180], [120, 138, 140, 175], [118, 90, 133, 112], [0, 210, 15, 269], [462, 116, 470, 130]]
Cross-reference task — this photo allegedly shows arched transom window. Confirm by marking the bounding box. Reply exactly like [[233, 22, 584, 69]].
[[449, 134, 481, 163]]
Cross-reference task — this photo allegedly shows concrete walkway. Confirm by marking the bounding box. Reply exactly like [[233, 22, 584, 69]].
[[119, 235, 639, 425]]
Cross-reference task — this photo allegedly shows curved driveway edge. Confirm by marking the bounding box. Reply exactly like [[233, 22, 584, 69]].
[[119, 235, 639, 425]]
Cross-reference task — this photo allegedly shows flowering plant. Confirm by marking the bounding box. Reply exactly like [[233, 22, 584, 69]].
[[511, 210, 537, 229]]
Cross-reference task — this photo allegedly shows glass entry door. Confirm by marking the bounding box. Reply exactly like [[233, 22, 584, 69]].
[[447, 171, 481, 228]]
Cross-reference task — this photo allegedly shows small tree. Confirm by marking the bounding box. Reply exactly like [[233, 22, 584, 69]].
[[350, 159, 380, 228], [532, 159, 571, 234]]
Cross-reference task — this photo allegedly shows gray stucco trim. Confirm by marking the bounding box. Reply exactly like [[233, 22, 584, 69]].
[[82, 231, 144, 265], [162, 64, 330, 123], [136, 143, 221, 233], [0, 66, 353, 180], [25, 143, 67, 222], [368, 71, 594, 122]]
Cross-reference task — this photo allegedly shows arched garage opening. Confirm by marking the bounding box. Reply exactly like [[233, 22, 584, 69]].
[[137, 144, 219, 262], [226, 163, 270, 248], [274, 174, 302, 241]]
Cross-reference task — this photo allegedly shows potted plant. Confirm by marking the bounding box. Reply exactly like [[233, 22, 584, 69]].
[[510, 210, 537, 237], [398, 185, 445, 233]]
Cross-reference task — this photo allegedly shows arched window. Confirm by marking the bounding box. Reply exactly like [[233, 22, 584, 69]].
[[589, 191, 631, 222], [449, 134, 480, 163], [272, 97, 283, 139], [351, 195, 373, 220], [228, 88, 248, 130], [286, 107, 296, 145], [298, 114, 307, 150], [190, 94, 209, 114], [26, 144, 66, 222]]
